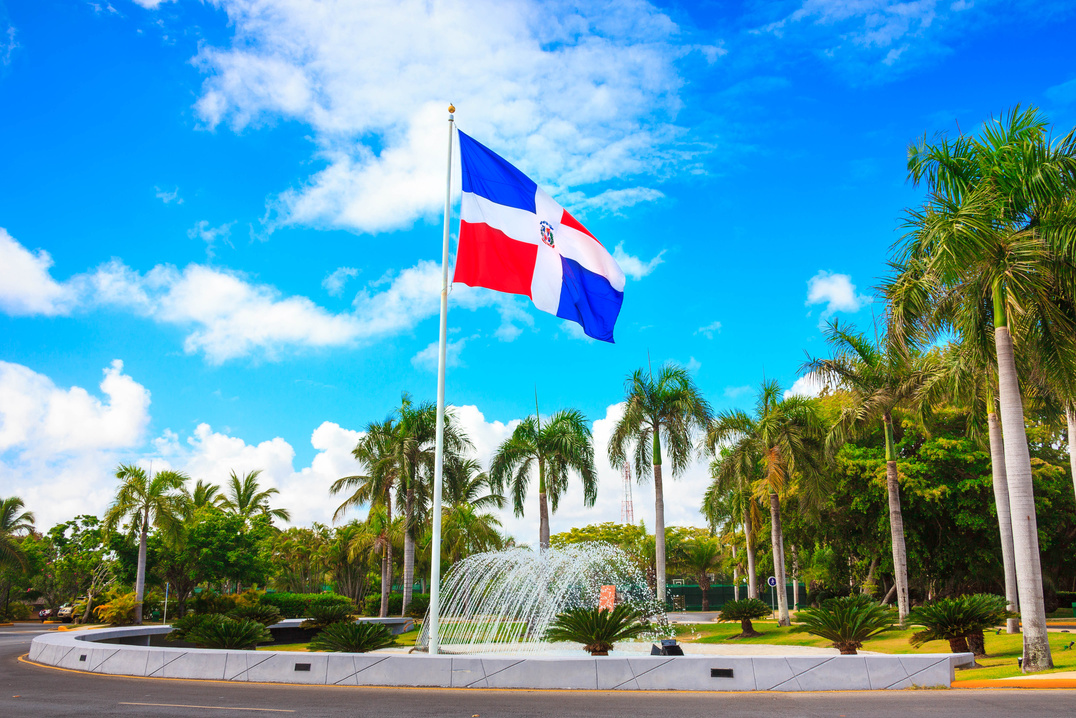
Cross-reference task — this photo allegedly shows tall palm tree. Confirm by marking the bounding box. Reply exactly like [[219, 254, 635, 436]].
[[0, 497, 35, 570], [443, 454, 504, 511], [332, 419, 399, 617], [609, 364, 712, 605], [681, 537, 722, 611], [802, 320, 937, 622], [187, 479, 225, 510], [389, 395, 471, 617], [703, 458, 761, 599], [891, 106, 1076, 670], [103, 465, 187, 624], [704, 381, 828, 626], [221, 469, 290, 522], [440, 503, 504, 565], [491, 409, 597, 550]]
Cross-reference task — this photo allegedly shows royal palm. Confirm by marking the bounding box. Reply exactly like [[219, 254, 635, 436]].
[[221, 469, 290, 522], [103, 465, 187, 624], [0, 497, 35, 570], [491, 408, 597, 550], [609, 364, 711, 605]]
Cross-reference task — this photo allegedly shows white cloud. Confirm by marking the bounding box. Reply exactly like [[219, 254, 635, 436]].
[[0, 228, 76, 316], [685, 356, 702, 374], [130, 0, 175, 8], [566, 187, 665, 216], [1046, 78, 1076, 106], [696, 320, 722, 339], [784, 372, 827, 399], [188, 220, 235, 259], [612, 243, 665, 280], [322, 266, 359, 296], [410, 336, 471, 372], [2, 25, 16, 65], [806, 270, 870, 327], [155, 186, 183, 204], [723, 385, 751, 400], [194, 0, 693, 233], [0, 360, 152, 527]]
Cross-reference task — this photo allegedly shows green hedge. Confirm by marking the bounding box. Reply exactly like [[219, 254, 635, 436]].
[[362, 592, 429, 618], [1057, 591, 1076, 609], [259, 592, 353, 618]]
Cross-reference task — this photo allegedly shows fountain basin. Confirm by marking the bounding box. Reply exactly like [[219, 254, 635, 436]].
[[28, 625, 971, 690]]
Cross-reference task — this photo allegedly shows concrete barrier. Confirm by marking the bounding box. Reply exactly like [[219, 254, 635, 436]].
[[28, 626, 972, 691]]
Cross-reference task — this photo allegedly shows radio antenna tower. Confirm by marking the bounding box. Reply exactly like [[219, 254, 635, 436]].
[[620, 462, 635, 524]]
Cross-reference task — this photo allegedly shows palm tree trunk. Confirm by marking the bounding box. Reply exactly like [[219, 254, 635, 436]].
[[768, 491, 789, 627], [995, 321, 1052, 671], [988, 407, 1020, 634], [732, 545, 739, 601], [653, 460, 666, 607], [134, 509, 148, 625], [538, 460, 550, 551], [380, 496, 392, 619], [883, 413, 910, 623], [402, 482, 415, 617], [744, 518, 758, 599], [791, 544, 799, 609], [1066, 405, 1076, 506]]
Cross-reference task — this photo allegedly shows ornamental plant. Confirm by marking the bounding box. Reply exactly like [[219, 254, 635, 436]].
[[544, 605, 647, 655], [228, 603, 283, 627], [187, 617, 273, 650], [168, 613, 224, 641], [795, 594, 895, 655], [717, 598, 770, 638], [309, 621, 395, 653], [301, 603, 355, 630], [92, 592, 140, 626], [909, 594, 1014, 656]]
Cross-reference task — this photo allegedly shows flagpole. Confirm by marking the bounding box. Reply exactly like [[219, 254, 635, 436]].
[[429, 104, 455, 656]]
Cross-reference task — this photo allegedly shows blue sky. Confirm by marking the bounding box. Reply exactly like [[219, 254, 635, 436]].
[[2, 0, 1075, 541]]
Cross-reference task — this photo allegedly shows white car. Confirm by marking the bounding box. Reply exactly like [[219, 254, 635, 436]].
[[56, 604, 76, 623]]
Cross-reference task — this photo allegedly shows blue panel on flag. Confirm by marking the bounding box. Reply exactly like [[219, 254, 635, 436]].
[[458, 130, 537, 213], [556, 257, 624, 343]]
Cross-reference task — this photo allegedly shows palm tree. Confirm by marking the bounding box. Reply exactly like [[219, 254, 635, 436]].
[[389, 395, 471, 617], [609, 364, 712, 605], [890, 106, 1076, 671], [0, 497, 35, 570], [103, 464, 188, 624], [440, 503, 504, 565], [332, 419, 399, 617], [187, 480, 225, 510], [802, 320, 937, 622], [703, 381, 828, 626], [702, 465, 761, 599], [491, 408, 597, 550], [443, 455, 504, 511], [221, 469, 290, 522], [681, 537, 722, 611]]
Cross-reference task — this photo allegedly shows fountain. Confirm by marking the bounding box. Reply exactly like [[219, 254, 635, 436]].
[[416, 543, 670, 654]]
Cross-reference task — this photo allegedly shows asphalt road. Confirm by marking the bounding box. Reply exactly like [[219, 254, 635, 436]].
[[2, 626, 1076, 717]]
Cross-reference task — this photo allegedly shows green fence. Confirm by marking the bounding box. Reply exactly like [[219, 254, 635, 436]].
[[665, 583, 806, 611]]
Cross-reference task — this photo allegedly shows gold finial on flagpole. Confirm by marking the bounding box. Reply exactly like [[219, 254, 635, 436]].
[[448, 103, 455, 114]]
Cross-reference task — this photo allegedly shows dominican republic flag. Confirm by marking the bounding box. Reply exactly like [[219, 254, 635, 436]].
[[454, 131, 625, 342]]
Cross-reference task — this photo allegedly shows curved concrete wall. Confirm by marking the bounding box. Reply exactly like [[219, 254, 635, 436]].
[[28, 626, 972, 690]]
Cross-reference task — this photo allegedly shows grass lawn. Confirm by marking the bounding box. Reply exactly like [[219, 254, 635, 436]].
[[256, 625, 422, 652], [670, 617, 1076, 680]]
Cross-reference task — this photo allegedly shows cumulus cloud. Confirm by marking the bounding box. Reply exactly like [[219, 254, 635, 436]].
[[806, 270, 870, 327], [0, 360, 152, 526], [0, 228, 76, 316], [194, 0, 694, 233], [322, 266, 359, 296], [612, 243, 665, 280], [784, 372, 827, 399]]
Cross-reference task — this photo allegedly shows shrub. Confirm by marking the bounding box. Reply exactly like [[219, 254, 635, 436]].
[[309, 621, 395, 653], [235, 589, 266, 608], [168, 613, 225, 641], [544, 605, 647, 655], [301, 604, 354, 630], [93, 592, 140, 626], [187, 617, 273, 650], [406, 593, 430, 618], [228, 604, 283, 627], [908, 594, 1015, 656], [717, 598, 771, 638], [361, 592, 428, 617], [795, 595, 894, 655], [260, 592, 352, 619], [191, 590, 238, 616], [1, 602, 32, 621]]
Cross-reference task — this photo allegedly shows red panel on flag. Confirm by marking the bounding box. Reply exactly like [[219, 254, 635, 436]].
[[454, 222, 537, 298], [560, 209, 599, 243]]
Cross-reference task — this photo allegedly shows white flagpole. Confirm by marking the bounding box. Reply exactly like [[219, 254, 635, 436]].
[[428, 103, 455, 655]]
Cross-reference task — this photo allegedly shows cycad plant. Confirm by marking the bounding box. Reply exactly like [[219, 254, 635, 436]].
[[300, 604, 355, 630], [187, 617, 273, 650], [310, 621, 395, 653], [228, 604, 283, 627], [908, 594, 1014, 656], [544, 605, 647, 655], [796, 594, 895, 655], [717, 598, 770, 639]]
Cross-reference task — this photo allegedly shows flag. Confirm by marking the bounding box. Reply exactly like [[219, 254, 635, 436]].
[[454, 130, 625, 342]]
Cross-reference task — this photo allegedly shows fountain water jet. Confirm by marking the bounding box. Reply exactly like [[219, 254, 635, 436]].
[[416, 543, 669, 654]]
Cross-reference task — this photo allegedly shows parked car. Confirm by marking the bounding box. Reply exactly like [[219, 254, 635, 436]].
[[57, 605, 75, 623], [38, 608, 52, 622]]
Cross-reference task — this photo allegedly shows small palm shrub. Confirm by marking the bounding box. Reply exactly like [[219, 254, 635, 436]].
[[187, 617, 273, 650], [717, 598, 770, 638], [909, 594, 1014, 656], [191, 590, 238, 616], [93, 592, 140, 626], [309, 621, 395, 653], [301, 603, 355, 629], [795, 594, 894, 655], [544, 605, 647, 655], [168, 613, 224, 641], [229, 604, 283, 627]]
